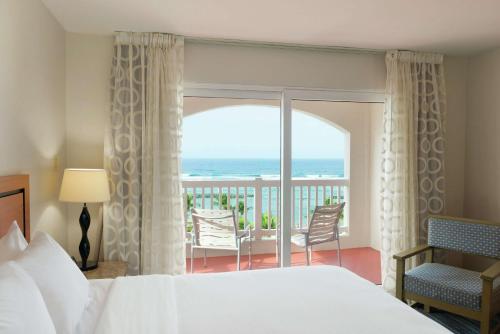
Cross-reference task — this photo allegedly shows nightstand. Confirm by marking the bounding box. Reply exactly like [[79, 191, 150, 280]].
[[83, 261, 128, 279]]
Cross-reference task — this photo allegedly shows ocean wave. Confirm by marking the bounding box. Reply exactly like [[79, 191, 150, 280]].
[[182, 159, 345, 179], [181, 175, 344, 181]]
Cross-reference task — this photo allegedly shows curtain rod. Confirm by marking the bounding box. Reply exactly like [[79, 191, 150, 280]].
[[184, 36, 386, 55], [113, 32, 385, 55]]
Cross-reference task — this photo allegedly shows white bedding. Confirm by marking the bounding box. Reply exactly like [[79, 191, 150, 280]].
[[76, 279, 113, 334], [94, 266, 451, 334]]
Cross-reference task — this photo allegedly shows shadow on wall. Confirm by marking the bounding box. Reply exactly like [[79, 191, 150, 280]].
[[15, 117, 67, 247]]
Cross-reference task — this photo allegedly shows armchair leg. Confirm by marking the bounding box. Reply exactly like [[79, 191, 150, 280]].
[[305, 246, 310, 266], [480, 279, 493, 334], [480, 319, 490, 334], [424, 304, 430, 313], [276, 238, 281, 267], [203, 249, 207, 267], [248, 237, 252, 270], [276, 224, 281, 267], [337, 238, 342, 267], [190, 246, 194, 274], [276, 241, 279, 266], [237, 240, 241, 271], [395, 259, 405, 301]]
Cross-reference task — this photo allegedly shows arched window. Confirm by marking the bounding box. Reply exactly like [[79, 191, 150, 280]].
[[182, 101, 350, 234]]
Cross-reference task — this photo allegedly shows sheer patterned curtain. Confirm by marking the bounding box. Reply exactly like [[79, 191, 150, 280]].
[[103, 32, 185, 275], [381, 50, 446, 293]]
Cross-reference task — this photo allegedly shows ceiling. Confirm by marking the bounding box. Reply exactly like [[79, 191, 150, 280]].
[[42, 0, 500, 55]]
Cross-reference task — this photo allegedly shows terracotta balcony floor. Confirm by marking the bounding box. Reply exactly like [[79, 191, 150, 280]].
[[187, 247, 381, 284]]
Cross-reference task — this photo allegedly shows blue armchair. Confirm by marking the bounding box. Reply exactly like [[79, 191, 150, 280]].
[[394, 216, 500, 334]]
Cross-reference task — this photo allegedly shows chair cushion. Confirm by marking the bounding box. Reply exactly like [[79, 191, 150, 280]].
[[404, 263, 500, 310]]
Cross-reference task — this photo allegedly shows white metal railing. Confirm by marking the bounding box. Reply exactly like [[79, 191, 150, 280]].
[[182, 177, 349, 240]]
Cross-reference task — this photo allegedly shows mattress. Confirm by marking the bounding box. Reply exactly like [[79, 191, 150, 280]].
[[93, 266, 452, 334]]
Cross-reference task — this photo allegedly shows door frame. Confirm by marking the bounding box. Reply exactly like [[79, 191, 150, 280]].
[[184, 83, 385, 267]]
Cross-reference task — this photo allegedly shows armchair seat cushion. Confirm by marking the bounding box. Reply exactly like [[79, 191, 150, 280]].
[[404, 263, 500, 311]]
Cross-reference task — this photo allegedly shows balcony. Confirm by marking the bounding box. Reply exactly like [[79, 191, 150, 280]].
[[183, 177, 381, 284]]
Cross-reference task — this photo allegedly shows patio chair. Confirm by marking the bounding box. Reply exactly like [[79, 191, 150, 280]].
[[276, 202, 345, 266], [394, 216, 500, 334], [190, 208, 252, 273]]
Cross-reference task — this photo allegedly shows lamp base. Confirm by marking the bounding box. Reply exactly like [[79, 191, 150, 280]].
[[77, 261, 98, 271]]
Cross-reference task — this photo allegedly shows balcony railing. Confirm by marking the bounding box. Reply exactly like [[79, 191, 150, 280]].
[[182, 177, 349, 240]]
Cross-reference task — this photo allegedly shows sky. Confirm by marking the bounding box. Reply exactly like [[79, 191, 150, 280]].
[[182, 105, 346, 159]]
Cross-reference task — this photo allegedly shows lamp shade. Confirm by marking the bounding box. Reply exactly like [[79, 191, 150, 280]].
[[59, 169, 110, 203]]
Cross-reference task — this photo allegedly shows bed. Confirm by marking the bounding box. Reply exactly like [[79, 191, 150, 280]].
[[0, 174, 452, 334]]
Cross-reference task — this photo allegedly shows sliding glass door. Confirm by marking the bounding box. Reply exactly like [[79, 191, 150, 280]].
[[182, 96, 282, 273], [183, 87, 384, 272], [279, 90, 384, 268]]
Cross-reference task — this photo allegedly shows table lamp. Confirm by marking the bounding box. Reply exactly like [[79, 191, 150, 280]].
[[59, 169, 110, 271]]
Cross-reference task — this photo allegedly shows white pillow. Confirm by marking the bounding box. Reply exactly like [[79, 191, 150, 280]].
[[0, 221, 28, 263], [0, 261, 56, 334], [15, 232, 89, 334]]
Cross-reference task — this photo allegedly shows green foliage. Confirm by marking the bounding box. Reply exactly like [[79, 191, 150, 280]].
[[238, 217, 255, 230], [186, 193, 194, 210], [219, 193, 228, 209], [238, 200, 245, 215], [188, 192, 245, 215], [261, 213, 277, 229], [214, 194, 245, 215]]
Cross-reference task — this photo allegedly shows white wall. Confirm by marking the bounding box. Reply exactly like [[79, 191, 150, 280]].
[[0, 0, 67, 245], [462, 48, 500, 270], [63, 33, 468, 256], [465, 48, 500, 222], [65, 33, 113, 259], [185, 41, 386, 90], [444, 57, 468, 217]]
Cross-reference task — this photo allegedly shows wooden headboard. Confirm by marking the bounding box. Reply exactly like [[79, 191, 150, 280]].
[[0, 175, 30, 241]]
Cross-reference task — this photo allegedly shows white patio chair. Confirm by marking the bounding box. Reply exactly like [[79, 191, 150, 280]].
[[276, 202, 345, 266], [190, 208, 252, 273]]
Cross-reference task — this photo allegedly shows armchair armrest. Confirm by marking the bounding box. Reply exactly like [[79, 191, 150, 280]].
[[480, 261, 500, 281], [393, 244, 431, 301], [393, 244, 432, 261]]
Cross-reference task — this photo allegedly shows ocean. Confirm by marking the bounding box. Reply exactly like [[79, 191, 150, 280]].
[[182, 158, 344, 179]]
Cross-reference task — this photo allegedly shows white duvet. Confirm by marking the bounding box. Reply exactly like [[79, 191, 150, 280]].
[[94, 266, 451, 334]]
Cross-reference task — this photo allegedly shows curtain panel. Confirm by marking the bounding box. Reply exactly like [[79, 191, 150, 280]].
[[381, 50, 446, 293], [103, 32, 185, 275]]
